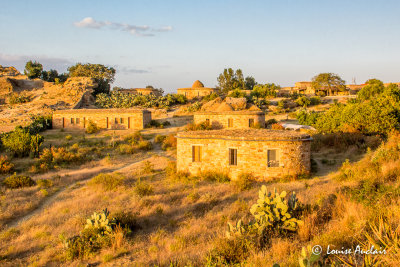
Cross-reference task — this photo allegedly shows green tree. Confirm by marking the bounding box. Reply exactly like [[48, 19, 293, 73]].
[[311, 73, 346, 96], [24, 60, 43, 79], [295, 96, 311, 108], [251, 83, 280, 98], [217, 68, 246, 93], [357, 79, 385, 101], [68, 63, 116, 95], [245, 76, 257, 90], [41, 69, 59, 82]]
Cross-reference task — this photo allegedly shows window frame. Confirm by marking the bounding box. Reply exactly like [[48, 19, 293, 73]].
[[229, 148, 237, 166], [249, 118, 255, 127], [192, 145, 202, 162], [228, 118, 233, 128], [267, 149, 280, 167]]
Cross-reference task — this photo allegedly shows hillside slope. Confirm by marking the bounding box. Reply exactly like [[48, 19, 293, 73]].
[[0, 66, 97, 132]]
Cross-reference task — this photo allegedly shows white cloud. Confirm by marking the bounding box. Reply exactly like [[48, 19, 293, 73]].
[[73, 17, 172, 37]]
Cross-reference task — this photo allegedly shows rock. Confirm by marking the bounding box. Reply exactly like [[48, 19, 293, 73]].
[[225, 97, 247, 110]]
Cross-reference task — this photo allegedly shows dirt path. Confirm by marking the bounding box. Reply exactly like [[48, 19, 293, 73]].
[[3, 151, 172, 231]]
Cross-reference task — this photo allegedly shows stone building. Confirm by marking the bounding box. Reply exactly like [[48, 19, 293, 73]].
[[115, 87, 162, 96], [177, 80, 219, 99], [52, 108, 151, 130], [177, 129, 312, 180], [194, 110, 265, 129]]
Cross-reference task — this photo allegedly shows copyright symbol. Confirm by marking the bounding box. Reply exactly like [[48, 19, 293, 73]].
[[312, 245, 322, 255]]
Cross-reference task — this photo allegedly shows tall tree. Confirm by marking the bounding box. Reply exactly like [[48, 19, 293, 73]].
[[245, 76, 257, 90], [217, 68, 246, 93], [41, 69, 59, 82], [68, 63, 116, 95], [24, 60, 43, 79], [311, 73, 346, 96]]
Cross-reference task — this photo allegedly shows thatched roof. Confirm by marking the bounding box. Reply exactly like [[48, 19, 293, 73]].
[[177, 129, 311, 141], [216, 102, 234, 112]]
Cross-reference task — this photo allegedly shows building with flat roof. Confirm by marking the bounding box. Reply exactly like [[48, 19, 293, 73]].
[[52, 108, 151, 130], [176, 129, 312, 180]]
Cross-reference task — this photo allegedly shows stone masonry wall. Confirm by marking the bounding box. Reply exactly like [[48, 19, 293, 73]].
[[194, 113, 265, 129], [52, 109, 151, 130], [177, 88, 217, 99], [177, 137, 311, 180]]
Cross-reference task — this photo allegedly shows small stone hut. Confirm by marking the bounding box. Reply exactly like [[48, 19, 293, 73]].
[[52, 109, 151, 130], [177, 80, 218, 99], [176, 129, 312, 180]]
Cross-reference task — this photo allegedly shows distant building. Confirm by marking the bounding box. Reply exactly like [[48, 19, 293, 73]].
[[52, 108, 151, 130], [115, 87, 162, 96], [177, 129, 312, 180], [177, 80, 219, 99]]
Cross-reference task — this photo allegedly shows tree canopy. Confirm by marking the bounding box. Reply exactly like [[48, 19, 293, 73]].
[[251, 83, 280, 98], [24, 60, 43, 79], [311, 73, 346, 96], [357, 79, 385, 101], [68, 63, 116, 95], [217, 68, 257, 93]]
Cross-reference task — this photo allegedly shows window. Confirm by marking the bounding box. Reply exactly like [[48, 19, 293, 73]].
[[229, 148, 237, 166], [115, 118, 118, 124], [76, 118, 80, 124], [120, 118, 124, 124], [205, 119, 210, 125], [228, 118, 233, 128], [249, 118, 255, 127], [192, 146, 202, 162], [267, 150, 279, 167], [71, 118, 74, 124]]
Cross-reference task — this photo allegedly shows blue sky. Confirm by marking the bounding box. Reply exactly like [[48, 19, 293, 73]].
[[1, 0, 399, 93]]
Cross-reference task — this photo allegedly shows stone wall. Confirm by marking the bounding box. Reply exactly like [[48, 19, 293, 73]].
[[177, 130, 311, 180], [194, 112, 265, 129], [52, 109, 151, 130], [177, 88, 218, 99]]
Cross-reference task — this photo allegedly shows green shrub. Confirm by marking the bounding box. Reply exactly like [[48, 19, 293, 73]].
[[154, 134, 166, 144], [89, 173, 125, 191], [147, 120, 171, 128], [3, 173, 36, 189], [8, 92, 31, 104], [206, 237, 253, 265], [265, 119, 278, 127], [185, 121, 213, 131], [117, 144, 136, 154], [141, 160, 154, 174], [232, 173, 254, 191], [85, 120, 99, 134], [138, 140, 153, 151], [37, 179, 53, 188], [65, 135, 73, 141], [187, 102, 202, 112], [199, 171, 230, 183], [0, 155, 14, 174], [124, 131, 143, 145], [134, 179, 153, 197], [161, 134, 177, 151], [1, 127, 44, 157], [31, 147, 85, 173]]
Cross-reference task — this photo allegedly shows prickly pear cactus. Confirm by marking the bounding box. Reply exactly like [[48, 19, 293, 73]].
[[250, 186, 303, 233], [226, 219, 247, 239], [299, 246, 321, 267], [85, 208, 116, 236]]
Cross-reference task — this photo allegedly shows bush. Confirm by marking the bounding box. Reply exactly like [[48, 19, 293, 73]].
[[146, 120, 171, 129], [8, 92, 31, 104], [117, 144, 136, 154], [37, 179, 53, 188], [232, 173, 254, 191], [138, 140, 153, 151], [85, 120, 99, 134], [161, 134, 177, 151], [89, 173, 125, 191], [141, 160, 154, 174], [206, 237, 252, 265], [0, 155, 14, 174], [1, 127, 44, 157], [265, 119, 278, 127], [187, 102, 202, 112], [134, 179, 153, 197], [31, 147, 85, 173], [65, 135, 73, 141], [124, 131, 143, 145], [154, 135, 166, 144], [228, 89, 247, 98], [185, 121, 213, 131], [3, 173, 36, 189], [199, 171, 230, 183], [271, 123, 285, 130]]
